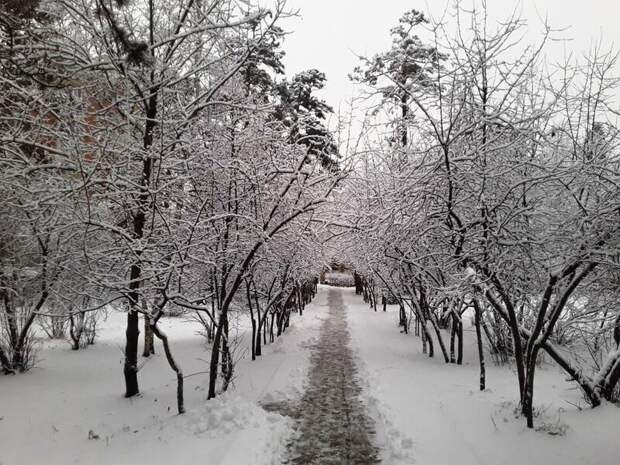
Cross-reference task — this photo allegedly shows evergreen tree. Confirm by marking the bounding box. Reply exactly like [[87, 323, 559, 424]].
[[274, 70, 339, 170], [350, 10, 443, 147]]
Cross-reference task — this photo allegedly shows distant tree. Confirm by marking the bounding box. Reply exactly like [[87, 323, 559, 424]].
[[274, 69, 340, 170], [350, 10, 443, 148], [232, 26, 339, 169]]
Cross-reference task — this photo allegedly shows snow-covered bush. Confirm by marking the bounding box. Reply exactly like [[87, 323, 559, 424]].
[[39, 313, 68, 340]]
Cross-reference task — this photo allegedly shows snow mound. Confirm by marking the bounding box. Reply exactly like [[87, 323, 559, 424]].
[[175, 393, 293, 465], [186, 393, 288, 438]]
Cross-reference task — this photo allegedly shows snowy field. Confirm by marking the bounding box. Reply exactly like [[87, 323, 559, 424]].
[[343, 287, 620, 465], [1, 285, 619, 465], [0, 290, 329, 465]]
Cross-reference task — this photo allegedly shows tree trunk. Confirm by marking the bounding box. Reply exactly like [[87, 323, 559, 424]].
[[221, 314, 229, 376], [14, 311, 39, 371], [3, 292, 19, 356], [207, 312, 225, 399], [151, 319, 185, 414], [250, 316, 257, 361], [474, 299, 486, 391], [595, 350, 620, 401], [399, 302, 406, 327], [221, 332, 233, 393], [269, 311, 275, 342], [207, 298, 215, 342], [124, 79, 158, 397], [255, 313, 263, 356], [246, 283, 256, 361], [424, 323, 434, 358], [371, 288, 377, 312], [450, 316, 456, 363], [523, 345, 540, 428], [0, 345, 13, 374], [400, 91, 408, 147], [255, 320, 262, 356], [481, 317, 500, 362], [142, 311, 155, 357], [276, 310, 283, 337], [601, 357, 620, 401], [428, 313, 450, 363], [123, 306, 140, 397], [456, 317, 463, 365], [69, 312, 84, 350]]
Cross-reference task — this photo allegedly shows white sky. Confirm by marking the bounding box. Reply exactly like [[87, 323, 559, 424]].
[[273, 0, 620, 113]]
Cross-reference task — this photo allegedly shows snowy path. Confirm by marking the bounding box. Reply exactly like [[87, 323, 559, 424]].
[[278, 287, 380, 465]]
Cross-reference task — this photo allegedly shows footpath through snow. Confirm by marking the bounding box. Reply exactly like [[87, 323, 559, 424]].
[[1, 285, 619, 465], [274, 287, 380, 464]]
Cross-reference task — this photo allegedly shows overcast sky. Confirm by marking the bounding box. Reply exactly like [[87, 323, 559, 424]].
[[272, 0, 620, 113]]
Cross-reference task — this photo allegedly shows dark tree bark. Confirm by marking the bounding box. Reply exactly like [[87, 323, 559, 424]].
[[207, 315, 224, 399], [269, 311, 275, 342], [221, 314, 229, 376], [450, 316, 456, 363], [425, 325, 434, 358], [473, 299, 486, 391], [123, 98, 157, 397], [7, 291, 47, 371], [142, 311, 155, 357], [69, 312, 84, 350], [123, 307, 140, 397], [601, 357, 620, 400], [246, 283, 256, 361], [428, 315, 450, 363], [456, 316, 463, 365], [255, 318, 262, 357], [254, 288, 265, 356], [399, 302, 406, 328], [151, 317, 185, 414], [118, 0, 159, 399], [0, 345, 13, 374]]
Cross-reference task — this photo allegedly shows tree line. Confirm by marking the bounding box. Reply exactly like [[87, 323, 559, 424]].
[[0, 0, 339, 413], [344, 5, 620, 429]]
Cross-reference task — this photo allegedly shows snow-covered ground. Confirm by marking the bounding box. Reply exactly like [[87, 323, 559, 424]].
[[1, 285, 619, 465], [342, 287, 620, 465], [0, 289, 329, 465]]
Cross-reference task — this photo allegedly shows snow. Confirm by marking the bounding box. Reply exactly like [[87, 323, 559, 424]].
[[1, 285, 619, 465], [0, 289, 329, 465], [342, 287, 620, 465]]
